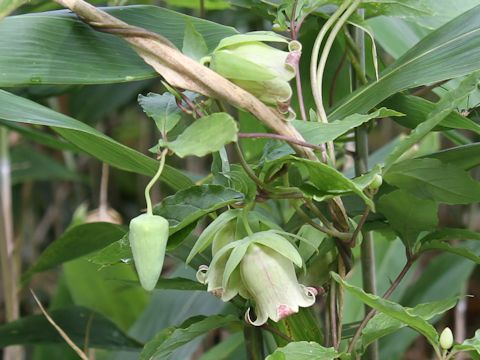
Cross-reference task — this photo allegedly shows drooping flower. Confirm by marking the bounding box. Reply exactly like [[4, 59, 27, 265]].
[[196, 230, 317, 326], [206, 32, 300, 110], [241, 243, 317, 325]]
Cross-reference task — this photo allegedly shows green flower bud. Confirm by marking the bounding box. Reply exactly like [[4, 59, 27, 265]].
[[129, 214, 169, 291], [209, 32, 297, 108], [368, 174, 383, 190], [440, 327, 454, 350]]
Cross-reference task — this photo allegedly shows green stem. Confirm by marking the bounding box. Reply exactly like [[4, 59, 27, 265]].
[[234, 143, 265, 190], [144, 149, 168, 215], [314, 0, 360, 163], [351, 8, 379, 360], [244, 325, 264, 360]]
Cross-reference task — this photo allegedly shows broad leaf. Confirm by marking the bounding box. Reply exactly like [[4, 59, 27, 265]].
[[197, 332, 243, 360], [265, 108, 403, 161], [140, 315, 240, 360], [265, 341, 339, 360], [0, 90, 192, 190], [0, 121, 79, 152], [160, 113, 238, 158], [384, 158, 480, 204], [362, 297, 458, 348], [154, 185, 244, 234], [329, 6, 480, 121], [425, 143, 480, 170], [453, 329, 480, 354], [153, 277, 206, 291], [0, 6, 236, 86], [138, 92, 182, 135], [377, 190, 438, 249], [182, 21, 209, 61], [384, 71, 480, 171], [22, 223, 126, 283], [419, 241, 480, 263], [0, 306, 141, 350], [263, 156, 373, 208], [420, 228, 480, 244], [11, 147, 80, 184], [383, 94, 480, 135], [331, 273, 439, 348], [63, 259, 149, 331]]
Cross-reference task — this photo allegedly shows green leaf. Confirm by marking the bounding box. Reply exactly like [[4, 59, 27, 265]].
[[161, 113, 238, 158], [377, 190, 438, 249], [331, 272, 439, 348], [329, 6, 480, 122], [453, 329, 480, 354], [384, 158, 480, 204], [0, 306, 141, 350], [0, 90, 192, 190], [0, 6, 236, 86], [264, 156, 373, 208], [87, 233, 132, 267], [197, 332, 243, 360], [165, 0, 231, 10], [63, 259, 149, 331], [0, 121, 79, 152], [383, 94, 480, 135], [182, 21, 209, 61], [384, 71, 480, 171], [153, 277, 206, 291], [420, 228, 480, 244], [22, 223, 126, 284], [138, 92, 182, 135], [11, 147, 80, 184], [154, 185, 244, 235], [186, 209, 240, 263], [419, 241, 480, 263], [265, 341, 339, 360], [425, 143, 480, 171], [362, 297, 458, 348], [140, 315, 240, 360], [265, 108, 403, 161], [351, 164, 383, 190], [0, 0, 26, 20]]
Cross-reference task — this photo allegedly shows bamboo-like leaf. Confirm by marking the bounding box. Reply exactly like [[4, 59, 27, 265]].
[[0, 306, 142, 350], [0, 6, 236, 86], [140, 315, 240, 360], [330, 5, 480, 121], [0, 90, 192, 190], [384, 71, 480, 171]]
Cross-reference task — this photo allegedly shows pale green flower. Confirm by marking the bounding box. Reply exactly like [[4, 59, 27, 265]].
[[197, 230, 317, 326]]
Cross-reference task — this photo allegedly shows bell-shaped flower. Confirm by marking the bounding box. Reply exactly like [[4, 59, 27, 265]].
[[207, 32, 299, 109], [240, 243, 317, 325], [196, 230, 317, 326]]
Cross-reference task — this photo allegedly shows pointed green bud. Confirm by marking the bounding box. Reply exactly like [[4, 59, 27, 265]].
[[129, 214, 169, 291], [440, 327, 454, 350]]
